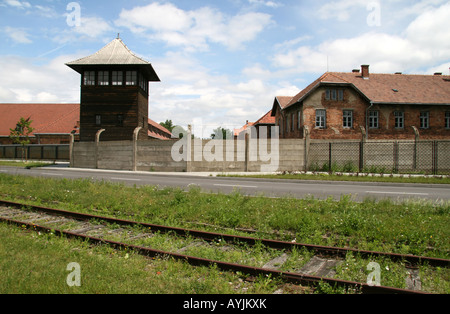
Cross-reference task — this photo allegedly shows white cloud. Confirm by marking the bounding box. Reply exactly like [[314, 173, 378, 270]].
[[4, 26, 32, 44], [272, 2, 450, 75], [0, 55, 80, 103], [3, 0, 31, 9], [116, 2, 272, 51], [73, 16, 113, 38], [248, 0, 282, 8]]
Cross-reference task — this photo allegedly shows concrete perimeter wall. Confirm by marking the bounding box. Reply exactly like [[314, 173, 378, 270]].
[[72, 137, 306, 172], [71, 137, 450, 174]]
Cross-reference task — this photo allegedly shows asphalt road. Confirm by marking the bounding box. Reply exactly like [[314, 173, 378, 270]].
[[1, 165, 449, 203]]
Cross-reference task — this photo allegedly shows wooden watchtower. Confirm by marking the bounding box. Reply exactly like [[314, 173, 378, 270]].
[[66, 36, 160, 142]]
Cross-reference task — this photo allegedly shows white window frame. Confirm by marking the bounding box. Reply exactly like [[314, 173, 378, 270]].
[[394, 111, 404, 129], [316, 109, 326, 129], [420, 111, 429, 129], [343, 110, 353, 128], [368, 111, 379, 129]]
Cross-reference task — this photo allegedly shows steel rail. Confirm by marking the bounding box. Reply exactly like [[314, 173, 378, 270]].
[[0, 215, 428, 294], [1, 199, 448, 268]]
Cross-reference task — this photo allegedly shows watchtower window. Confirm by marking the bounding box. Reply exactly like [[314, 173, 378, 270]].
[[117, 114, 124, 126], [95, 115, 102, 126], [112, 71, 123, 85], [98, 71, 109, 86], [126, 71, 137, 86], [139, 73, 148, 92], [84, 71, 95, 85]]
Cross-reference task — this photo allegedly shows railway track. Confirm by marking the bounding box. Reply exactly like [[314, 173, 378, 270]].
[[0, 199, 448, 294]]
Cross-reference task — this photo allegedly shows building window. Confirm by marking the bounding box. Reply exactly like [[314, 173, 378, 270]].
[[139, 73, 148, 92], [83, 71, 95, 86], [325, 89, 344, 101], [117, 114, 124, 126], [95, 115, 101, 126], [394, 111, 404, 129], [343, 110, 353, 128], [368, 111, 379, 129], [316, 109, 326, 129], [291, 113, 295, 131], [420, 111, 429, 129], [297, 111, 302, 130], [112, 71, 123, 86], [286, 114, 290, 133], [98, 71, 109, 86], [126, 71, 137, 86], [446, 112, 450, 129]]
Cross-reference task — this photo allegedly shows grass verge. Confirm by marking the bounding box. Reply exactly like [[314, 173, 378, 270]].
[[0, 173, 448, 293], [219, 172, 450, 184]]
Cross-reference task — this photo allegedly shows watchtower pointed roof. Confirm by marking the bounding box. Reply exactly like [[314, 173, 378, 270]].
[[66, 37, 160, 81]]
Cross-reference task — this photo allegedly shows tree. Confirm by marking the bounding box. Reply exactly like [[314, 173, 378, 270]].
[[9, 117, 34, 162], [160, 119, 175, 132], [210, 127, 233, 140]]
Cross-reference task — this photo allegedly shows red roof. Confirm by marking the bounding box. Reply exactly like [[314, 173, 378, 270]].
[[233, 121, 255, 136], [0, 103, 79, 136], [0, 103, 172, 140], [285, 70, 450, 109], [147, 118, 172, 140], [254, 110, 275, 125]]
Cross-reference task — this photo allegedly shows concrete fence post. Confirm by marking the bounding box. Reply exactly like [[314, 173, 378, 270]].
[[95, 129, 105, 169], [303, 126, 310, 171], [359, 126, 366, 172], [69, 133, 74, 168], [411, 126, 419, 171], [186, 125, 192, 172], [133, 127, 142, 171]]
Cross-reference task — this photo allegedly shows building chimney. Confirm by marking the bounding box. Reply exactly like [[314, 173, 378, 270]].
[[352, 69, 360, 73], [434, 72, 442, 76], [361, 65, 370, 79]]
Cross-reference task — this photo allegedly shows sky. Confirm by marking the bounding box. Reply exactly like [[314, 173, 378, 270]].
[[1, 0, 449, 137]]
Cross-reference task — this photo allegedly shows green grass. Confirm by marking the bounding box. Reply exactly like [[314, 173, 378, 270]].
[[0, 173, 448, 258], [220, 172, 450, 184], [0, 160, 55, 168], [0, 223, 281, 294], [0, 173, 448, 293]]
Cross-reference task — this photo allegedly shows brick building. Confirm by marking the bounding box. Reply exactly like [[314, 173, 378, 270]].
[[0, 103, 171, 145], [0, 103, 80, 145], [272, 65, 450, 140]]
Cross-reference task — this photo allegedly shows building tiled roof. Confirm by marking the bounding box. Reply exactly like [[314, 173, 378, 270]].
[[254, 110, 275, 125], [0, 103, 172, 140], [147, 118, 173, 140], [286, 67, 450, 109], [270, 96, 294, 116], [66, 38, 160, 81], [233, 121, 255, 136], [0, 103, 79, 137]]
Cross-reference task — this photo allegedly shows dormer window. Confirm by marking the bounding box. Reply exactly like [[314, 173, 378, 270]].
[[325, 89, 344, 101]]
